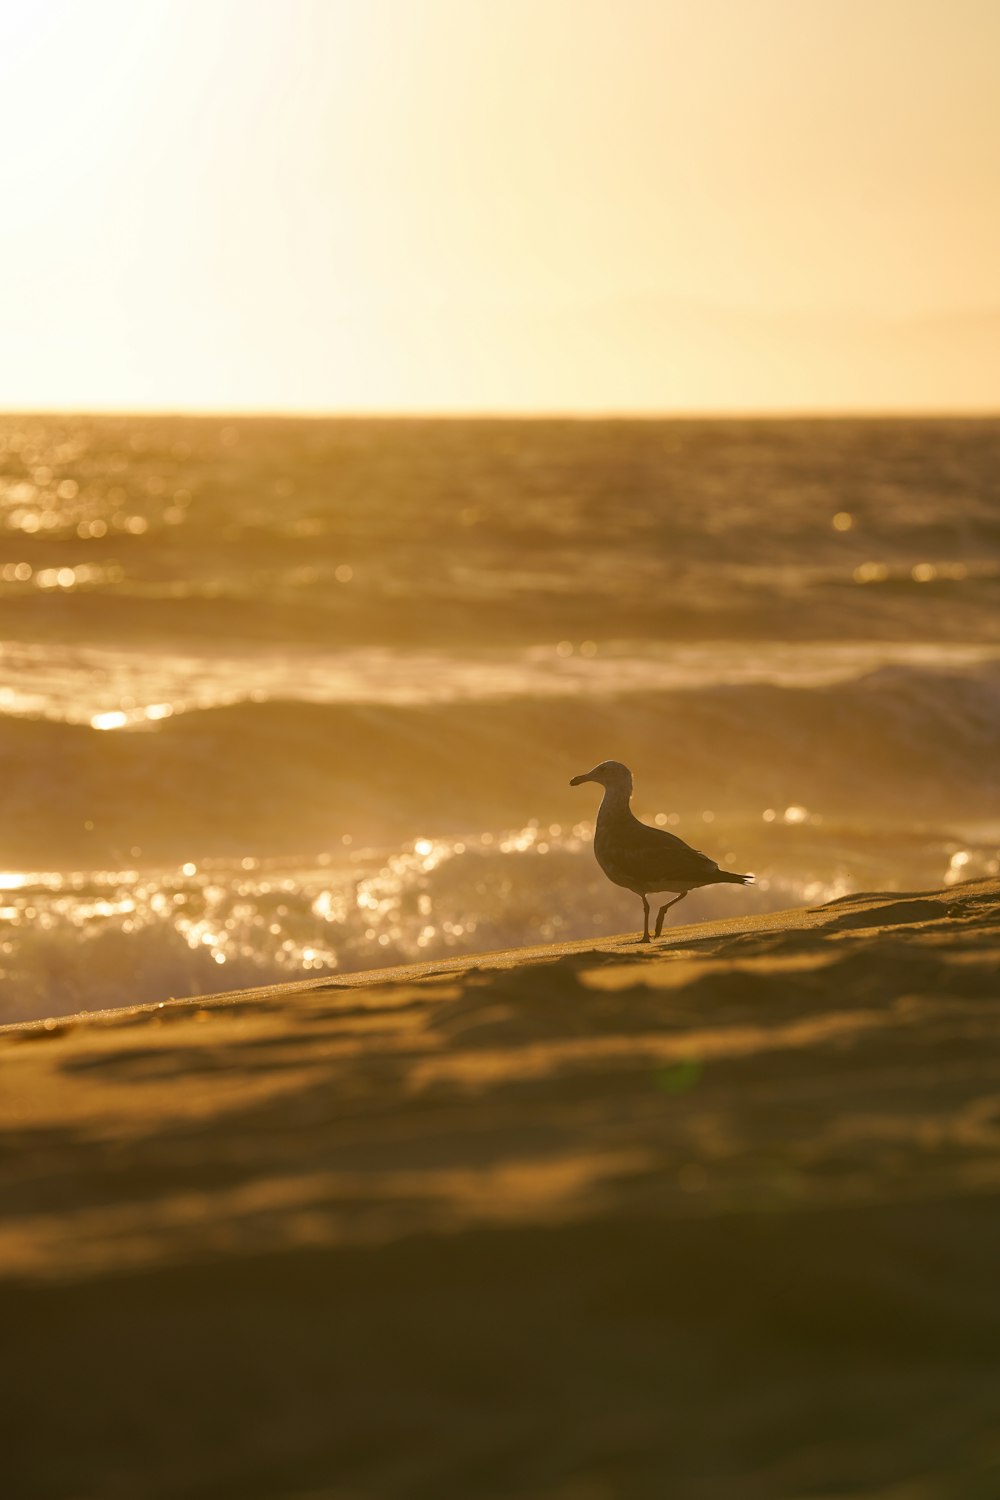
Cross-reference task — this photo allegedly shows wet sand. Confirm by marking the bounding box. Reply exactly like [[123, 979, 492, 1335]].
[[4, 878, 1000, 1499]]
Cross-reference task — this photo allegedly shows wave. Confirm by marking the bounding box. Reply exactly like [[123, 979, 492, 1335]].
[[1, 658, 998, 869], [5, 825, 997, 1026], [2, 638, 1000, 725], [3, 563, 1000, 654]]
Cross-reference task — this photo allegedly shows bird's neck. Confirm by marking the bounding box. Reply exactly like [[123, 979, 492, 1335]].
[[597, 784, 632, 823]]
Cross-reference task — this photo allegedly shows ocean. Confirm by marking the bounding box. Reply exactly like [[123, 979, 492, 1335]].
[[2, 414, 999, 1023]]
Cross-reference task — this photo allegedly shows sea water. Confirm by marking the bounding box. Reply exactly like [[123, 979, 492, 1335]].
[[2, 415, 998, 1021]]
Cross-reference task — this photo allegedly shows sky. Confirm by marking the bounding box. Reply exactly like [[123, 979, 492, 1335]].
[[1, 0, 999, 413]]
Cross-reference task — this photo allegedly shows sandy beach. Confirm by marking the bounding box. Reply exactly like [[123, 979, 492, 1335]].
[[4, 876, 1000, 1497]]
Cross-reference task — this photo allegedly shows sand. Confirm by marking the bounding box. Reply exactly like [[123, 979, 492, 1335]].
[[4, 878, 1000, 1499]]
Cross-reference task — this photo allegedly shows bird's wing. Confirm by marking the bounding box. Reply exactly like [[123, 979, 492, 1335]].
[[601, 817, 721, 888]]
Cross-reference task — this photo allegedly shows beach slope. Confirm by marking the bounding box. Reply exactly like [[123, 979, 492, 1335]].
[[4, 878, 1000, 1499]]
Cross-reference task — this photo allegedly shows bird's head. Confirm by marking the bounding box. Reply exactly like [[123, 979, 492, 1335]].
[[570, 760, 633, 795]]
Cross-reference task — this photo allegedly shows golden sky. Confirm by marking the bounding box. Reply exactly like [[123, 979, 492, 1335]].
[[2, 0, 999, 412]]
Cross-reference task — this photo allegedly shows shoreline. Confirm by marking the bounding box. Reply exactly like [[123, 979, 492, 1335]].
[[3, 877, 986, 1037]]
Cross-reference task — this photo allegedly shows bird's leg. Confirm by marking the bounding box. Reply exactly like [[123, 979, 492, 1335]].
[[640, 895, 651, 943], [654, 892, 687, 938]]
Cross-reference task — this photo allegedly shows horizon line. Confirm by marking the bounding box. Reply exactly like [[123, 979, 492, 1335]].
[[2, 405, 1000, 422]]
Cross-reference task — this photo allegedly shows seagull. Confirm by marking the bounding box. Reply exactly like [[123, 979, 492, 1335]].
[[570, 760, 752, 942]]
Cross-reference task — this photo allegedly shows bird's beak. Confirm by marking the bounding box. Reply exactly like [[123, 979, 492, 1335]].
[[569, 772, 593, 786]]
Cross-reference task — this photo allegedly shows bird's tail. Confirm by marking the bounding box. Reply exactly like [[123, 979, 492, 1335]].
[[719, 870, 754, 885]]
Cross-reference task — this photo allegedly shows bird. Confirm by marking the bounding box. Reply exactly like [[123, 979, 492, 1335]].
[[570, 759, 752, 942]]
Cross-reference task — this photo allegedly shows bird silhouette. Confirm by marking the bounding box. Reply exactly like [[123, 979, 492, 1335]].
[[570, 760, 752, 942]]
